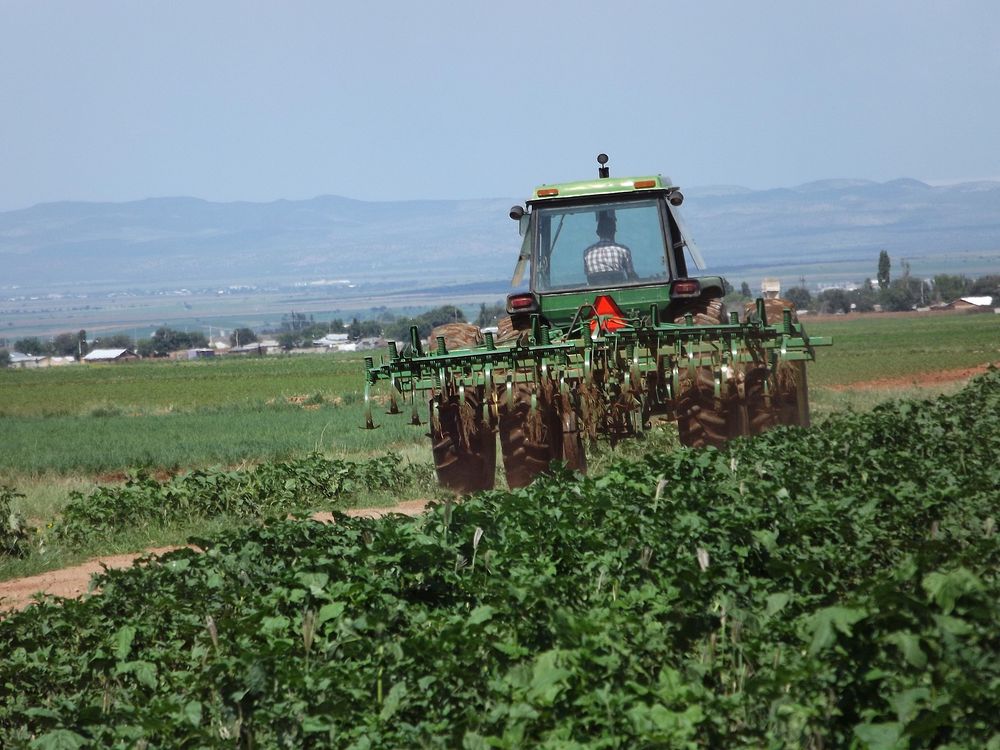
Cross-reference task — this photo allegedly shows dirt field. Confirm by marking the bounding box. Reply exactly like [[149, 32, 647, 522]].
[[825, 363, 992, 391]]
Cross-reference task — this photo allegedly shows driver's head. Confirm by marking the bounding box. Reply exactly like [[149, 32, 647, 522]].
[[596, 211, 616, 240]]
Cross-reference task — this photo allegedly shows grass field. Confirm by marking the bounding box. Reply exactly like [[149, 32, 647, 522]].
[[2, 311, 997, 478]]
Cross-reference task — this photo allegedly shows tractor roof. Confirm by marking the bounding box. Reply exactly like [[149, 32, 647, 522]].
[[530, 175, 677, 202]]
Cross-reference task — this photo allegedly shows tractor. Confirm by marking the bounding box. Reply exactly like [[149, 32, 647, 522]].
[[364, 155, 831, 491]]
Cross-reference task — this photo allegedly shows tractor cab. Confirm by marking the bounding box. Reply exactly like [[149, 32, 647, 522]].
[[506, 154, 722, 333]]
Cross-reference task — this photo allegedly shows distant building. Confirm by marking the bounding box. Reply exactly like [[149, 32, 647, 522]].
[[185, 348, 215, 360], [942, 296, 994, 311], [83, 348, 139, 363], [761, 278, 781, 299], [8, 352, 46, 369], [229, 339, 281, 355], [313, 333, 350, 348]]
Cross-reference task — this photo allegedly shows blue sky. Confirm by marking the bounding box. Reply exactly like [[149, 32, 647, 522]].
[[1, 0, 997, 210]]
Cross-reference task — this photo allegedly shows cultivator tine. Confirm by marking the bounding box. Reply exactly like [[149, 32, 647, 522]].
[[410, 382, 421, 426], [364, 381, 376, 430], [388, 378, 401, 415]]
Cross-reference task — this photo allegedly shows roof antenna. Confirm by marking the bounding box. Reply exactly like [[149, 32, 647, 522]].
[[597, 153, 609, 178]]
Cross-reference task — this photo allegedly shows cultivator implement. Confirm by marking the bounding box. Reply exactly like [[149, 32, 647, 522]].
[[365, 297, 831, 492], [362, 154, 831, 491]]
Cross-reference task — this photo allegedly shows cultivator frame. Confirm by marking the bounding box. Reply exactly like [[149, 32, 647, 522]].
[[365, 298, 830, 490]]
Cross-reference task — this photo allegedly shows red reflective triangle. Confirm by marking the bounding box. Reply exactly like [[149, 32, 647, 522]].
[[589, 295, 627, 334]]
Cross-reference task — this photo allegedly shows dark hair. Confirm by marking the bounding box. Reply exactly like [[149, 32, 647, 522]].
[[596, 211, 616, 237]]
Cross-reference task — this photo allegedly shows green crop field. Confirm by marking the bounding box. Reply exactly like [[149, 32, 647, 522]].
[[1, 371, 998, 747], [804, 311, 999, 387], [1, 311, 997, 482]]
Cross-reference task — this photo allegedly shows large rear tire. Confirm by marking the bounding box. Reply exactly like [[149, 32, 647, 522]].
[[498, 381, 561, 488], [742, 298, 811, 431], [674, 296, 735, 449], [676, 366, 734, 449], [430, 389, 496, 493], [560, 397, 587, 475]]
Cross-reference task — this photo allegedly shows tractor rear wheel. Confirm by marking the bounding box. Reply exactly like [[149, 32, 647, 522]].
[[675, 366, 734, 449], [430, 389, 496, 493], [674, 296, 734, 449], [560, 399, 587, 474], [498, 381, 561, 488], [741, 298, 811, 430], [741, 360, 811, 434]]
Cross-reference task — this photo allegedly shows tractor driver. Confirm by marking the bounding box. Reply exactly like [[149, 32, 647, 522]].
[[583, 211, 638, 284]]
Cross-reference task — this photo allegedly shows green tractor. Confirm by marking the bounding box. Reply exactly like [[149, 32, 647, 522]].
[[364, 155, 831, 492]]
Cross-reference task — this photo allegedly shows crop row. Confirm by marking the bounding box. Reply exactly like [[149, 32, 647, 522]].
[[2, 453, 422, 556], [1, 369, 998, 747]]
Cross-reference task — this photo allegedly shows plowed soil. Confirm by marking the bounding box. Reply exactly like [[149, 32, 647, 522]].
[[826, 364, 991, 391], [0, 500, 430, 615]]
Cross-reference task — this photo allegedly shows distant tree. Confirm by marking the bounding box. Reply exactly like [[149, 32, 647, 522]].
[[877, 250, 891, 290], [348, 317, 363, 341], [849, 285, 877, 312], [969, 274, 1000, 299], [784, 286, 812, 311], [230, 327, 258, 347], [14, 337, 45, 355], [94, 333, 134, 349], [423, 305, 465, 329], [721, 278, 734, 295], [476, 302, 506, 328], [50, 331, 83, 358], [817, 288, 851, 314], [739, 281, 752, 298], [143, 327, 208, 357], [880, 279, 917, 312], [931, 274, 969, 304], [0, 350, 10, 368], [276, 332, 299, 351]]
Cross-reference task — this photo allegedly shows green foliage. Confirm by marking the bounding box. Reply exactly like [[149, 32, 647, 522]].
[[13, 336, 45, 355], [0, 486, 35, 558], [384, 305, 467, 341], [91, 332, 134, 350], [229, 327, 257, 347], [818, 287, 851, 314], [476, 301, 506, 328], [51, 453, 410, 547], [0, 349, 9, 368], [2, 371, 998, 746], [138, 327, 208, 357], [932, 274, 971, 304], [784, 285, 811, 310], [877, 249, 891, 289]]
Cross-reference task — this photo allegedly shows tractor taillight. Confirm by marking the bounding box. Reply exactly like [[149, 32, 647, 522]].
[[507, 293, 538, 312], [671, 279, 701, 297]]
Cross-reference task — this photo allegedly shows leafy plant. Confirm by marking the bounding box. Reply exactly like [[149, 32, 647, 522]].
[[1, 370, 998, 747], [0, 486, 35, 559]]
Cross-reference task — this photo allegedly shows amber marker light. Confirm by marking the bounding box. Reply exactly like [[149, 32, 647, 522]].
[[633, 180, 656, 189], [536, 188, 559, 197]]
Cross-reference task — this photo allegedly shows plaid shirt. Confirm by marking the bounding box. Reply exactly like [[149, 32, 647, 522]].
[[584, 241, 637, 278]]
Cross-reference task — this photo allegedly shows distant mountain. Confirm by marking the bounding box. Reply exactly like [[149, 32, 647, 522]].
[[2, 179, 999, 294]]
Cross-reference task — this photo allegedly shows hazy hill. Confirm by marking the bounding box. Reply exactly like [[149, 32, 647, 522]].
[[2, 179, 999, 294]]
